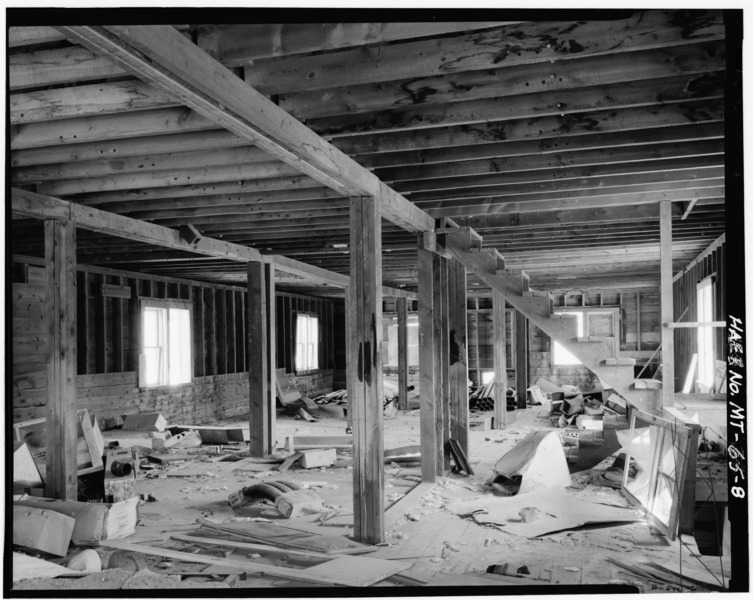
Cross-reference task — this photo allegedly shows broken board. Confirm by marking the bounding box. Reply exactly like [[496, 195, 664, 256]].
[[298, 555, 410, 587], [172, 425, 245, 444], [13, 505, 76, 557], [452, 488, 642, 538]]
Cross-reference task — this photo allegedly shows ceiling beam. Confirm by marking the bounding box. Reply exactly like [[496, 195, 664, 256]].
[[55, 25, 433, 234], [11, 188, 414, 297], [197, 22, 517, 66]]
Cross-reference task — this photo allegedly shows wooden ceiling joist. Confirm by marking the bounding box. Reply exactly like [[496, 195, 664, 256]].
[[243, 11, 724, 95], [196, 22, 518, 65], [55, 25, 434, 233]]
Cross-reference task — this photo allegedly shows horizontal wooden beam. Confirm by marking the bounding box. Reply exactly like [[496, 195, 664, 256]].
[[198, 22, 516, 66], [672, 233, 726, 282], [666, 321, 726, 328], [11, 188, 412, 296], [56, 25, 433, 233]]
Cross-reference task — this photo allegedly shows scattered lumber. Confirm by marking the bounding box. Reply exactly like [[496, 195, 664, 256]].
[[99, 540, 405, 587], [285, 435, 352, 452]]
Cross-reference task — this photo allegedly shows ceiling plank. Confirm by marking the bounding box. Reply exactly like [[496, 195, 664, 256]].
[[11, 128, 240, 167], [331, 99, 724, 154], [378, 139, 724, 184], [36, 161, 301, 196], [10, 79, 179, 124], [279, 42, 725, 120], [356, 122, 725, 169], [9, 45, 127, 90], [13, 145, 268, 182], [312, 74, 724, 137], [197, 22, 518, 65], [8, 25, 68, 47], [244, 11, 724, 94], [56, 25, 433, 233], [11, 107, 217, 150]]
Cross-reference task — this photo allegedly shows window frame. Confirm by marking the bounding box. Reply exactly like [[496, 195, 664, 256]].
[[696, 275, 716, 390], [138, 298, 193, 388], [551, 307, 620, 367], [294, 311, 320, 373]]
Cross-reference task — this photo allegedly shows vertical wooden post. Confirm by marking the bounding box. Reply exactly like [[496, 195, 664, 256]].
[[492, 290, 507, 429], [436, 256, 450, 474], [448, 260, 469, 457], [418, 243, 439, 482], [396, 297, 409, 411], [247, 261, 276, 456], [515, 310, 528, 409], [349, 196, 384, 545], [660, 201, 675, 409], [45, 218, 78, 500], [636, 292, 642, 351], [345, 286, 355, 433]]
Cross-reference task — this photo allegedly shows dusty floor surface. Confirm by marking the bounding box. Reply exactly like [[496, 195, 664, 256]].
[[13, 406, 731, 592]]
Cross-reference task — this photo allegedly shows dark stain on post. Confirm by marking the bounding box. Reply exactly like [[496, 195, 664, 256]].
[[450, 329, 460, 365], [357, 342, 364, 383]]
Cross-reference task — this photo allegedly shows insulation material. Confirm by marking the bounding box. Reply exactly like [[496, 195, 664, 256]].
[[493, 431, 571, 494]]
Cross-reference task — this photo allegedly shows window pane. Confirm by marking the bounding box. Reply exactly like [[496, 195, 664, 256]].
[[697, 278, 715, 389], [168, 308, 192, 385], [553, 312, 583, 366], [295, 314, 319, 370]]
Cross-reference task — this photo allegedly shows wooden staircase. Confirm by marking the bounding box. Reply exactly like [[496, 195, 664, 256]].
[[440, 228, 660, 413]]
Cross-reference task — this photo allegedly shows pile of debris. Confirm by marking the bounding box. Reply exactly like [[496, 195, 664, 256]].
[[469, 376, 517, 412]]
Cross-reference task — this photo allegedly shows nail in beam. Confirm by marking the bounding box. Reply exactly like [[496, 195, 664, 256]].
[[493, 289, 508, 429], [449, 260, 470, 457], [247, 260, 276, 456], [349, 196, 384, 544], [45, 218, 78, 499], [660, 200, 675, 409], [396, 297, 409, 411]]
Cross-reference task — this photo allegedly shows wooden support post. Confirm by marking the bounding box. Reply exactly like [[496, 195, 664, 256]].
[[418, 244, 439, 483], [396, 297, 409, 411], [660, 201, 675, 409], [348, 196, 384, 545], [492, 290, 507, 429], [437, 256, 450, 474], [473, 297, 480, 383], [45, 218, 78, 499], [636, 292, 642, 351], [345, 286, 355, 432], [247, 261, 276, 456], [515, 310, 528, 409], [448, 260, 469, 458]]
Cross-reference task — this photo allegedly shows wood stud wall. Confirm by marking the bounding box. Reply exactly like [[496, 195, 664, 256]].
[[673, 238, 726, 391]]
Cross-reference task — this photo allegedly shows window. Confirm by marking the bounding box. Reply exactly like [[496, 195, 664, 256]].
[[696, 277, 715, 390], [552, 309, 617, 366], [140, 303, 192, 387], [295, 313, 319, 371], [552, 312, 585, 365]]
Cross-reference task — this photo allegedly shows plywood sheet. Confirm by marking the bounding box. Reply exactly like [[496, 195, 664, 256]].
[[452, 488, 642, 538], [300, 555, 410, 587]]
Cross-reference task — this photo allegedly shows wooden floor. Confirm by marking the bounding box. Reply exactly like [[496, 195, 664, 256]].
[[366, 408, 731, 591]]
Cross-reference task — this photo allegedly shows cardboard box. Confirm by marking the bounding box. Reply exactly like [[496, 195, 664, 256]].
[[13, 505, 75, 557], [123, 413, 167, 432], [13, 495, 139, 543]]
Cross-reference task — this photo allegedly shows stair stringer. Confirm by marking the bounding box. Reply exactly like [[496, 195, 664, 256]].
[[444, 236, 657, 413]]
